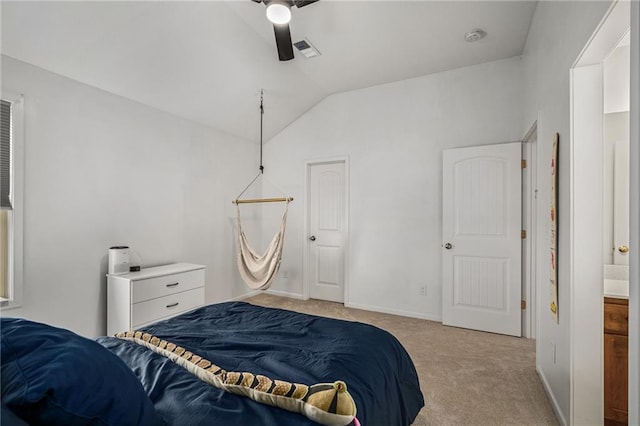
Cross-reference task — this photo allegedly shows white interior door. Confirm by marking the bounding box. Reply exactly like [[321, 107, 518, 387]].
[[307, 161, 346, 303], [613, 139, 630, 265], [442, 142, 522, 336]]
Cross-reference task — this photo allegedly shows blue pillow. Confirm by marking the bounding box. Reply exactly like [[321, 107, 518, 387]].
[[1, 318, 163, 425]]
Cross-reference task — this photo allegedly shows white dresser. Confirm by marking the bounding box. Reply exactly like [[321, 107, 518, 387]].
[[107, 263, 205, 336]]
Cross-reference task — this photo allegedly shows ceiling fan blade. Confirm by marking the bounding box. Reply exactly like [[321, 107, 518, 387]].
[[273, 23, 294, 61], [292, 0, 318, 8]]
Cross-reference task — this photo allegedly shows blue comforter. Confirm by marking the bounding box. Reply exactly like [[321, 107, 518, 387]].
[[98, 302, 424, 425]]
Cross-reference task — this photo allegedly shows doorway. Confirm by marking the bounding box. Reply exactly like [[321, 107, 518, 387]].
[[522, 124, 538, 339], [570, 1, 630, 423], [303, 158, 349, 303]]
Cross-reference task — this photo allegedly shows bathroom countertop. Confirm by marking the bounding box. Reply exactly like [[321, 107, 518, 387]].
[[604, 279, 629, 299]]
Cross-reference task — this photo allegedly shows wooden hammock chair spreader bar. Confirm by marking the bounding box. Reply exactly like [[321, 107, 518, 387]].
[[233, 197, 294, 205]]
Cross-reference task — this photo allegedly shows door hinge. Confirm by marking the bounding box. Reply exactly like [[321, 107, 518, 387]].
[[521, 159, 527, 169], [521, 300, 526, 310], [521, 229, 526, 239]]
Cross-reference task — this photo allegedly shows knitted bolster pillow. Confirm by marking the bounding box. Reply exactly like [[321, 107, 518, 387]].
[[115, 331, 357, 426]]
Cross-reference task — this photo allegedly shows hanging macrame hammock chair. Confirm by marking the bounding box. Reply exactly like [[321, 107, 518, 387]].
[[233, 91, 293, 291]]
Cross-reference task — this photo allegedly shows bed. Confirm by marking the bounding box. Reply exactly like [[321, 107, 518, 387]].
[[1, 301, 424, 425]]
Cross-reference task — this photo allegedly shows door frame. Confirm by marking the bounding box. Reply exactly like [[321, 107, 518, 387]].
[[302, 156, 350, 304], [629, 1, 639, 422], [522, 123, 538, 339]]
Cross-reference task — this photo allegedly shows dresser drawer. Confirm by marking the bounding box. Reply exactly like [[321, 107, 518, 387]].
[[132, 269, 204, 303], [132, 287, 204, 328]]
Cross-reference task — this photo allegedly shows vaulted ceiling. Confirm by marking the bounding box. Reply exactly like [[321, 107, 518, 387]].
[[1, 1, 537, 142]]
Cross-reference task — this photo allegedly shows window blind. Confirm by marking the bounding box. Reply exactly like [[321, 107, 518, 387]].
[[0, 100, 11, 209]]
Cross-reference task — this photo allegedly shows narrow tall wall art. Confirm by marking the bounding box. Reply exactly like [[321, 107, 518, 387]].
[[550, 133, 559, 323]]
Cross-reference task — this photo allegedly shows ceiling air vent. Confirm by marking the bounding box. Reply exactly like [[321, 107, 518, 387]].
[[293, 39, 321, 58]]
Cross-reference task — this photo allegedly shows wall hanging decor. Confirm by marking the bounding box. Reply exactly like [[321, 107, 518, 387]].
[[550, 132, 559, 323]]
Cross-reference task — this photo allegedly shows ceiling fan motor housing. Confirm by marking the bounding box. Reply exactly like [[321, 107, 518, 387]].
[[252, 0, 319, 61]]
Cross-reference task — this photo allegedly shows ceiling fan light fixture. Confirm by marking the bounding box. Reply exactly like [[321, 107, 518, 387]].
[[266, 1, 291, 25]]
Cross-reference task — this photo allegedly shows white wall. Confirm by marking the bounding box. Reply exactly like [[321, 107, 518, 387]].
[[262, 57, 523, 320], [604, 45, 631, 113], [571, 63, 605, 424], [520, 1, 613, 423], [0, 55, 257, 337]]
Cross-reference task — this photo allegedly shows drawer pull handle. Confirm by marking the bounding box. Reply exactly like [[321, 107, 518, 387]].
[[166, 302, 179, 308], [166, 282, 179, 288]]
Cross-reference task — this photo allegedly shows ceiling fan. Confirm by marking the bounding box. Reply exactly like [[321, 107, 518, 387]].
[[251, 0, 319, 61]]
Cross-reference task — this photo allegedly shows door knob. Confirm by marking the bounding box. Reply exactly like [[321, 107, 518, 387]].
[[309, 236, 316, 241], [618, 245, 629, 254], [444, 243, 452, 250]]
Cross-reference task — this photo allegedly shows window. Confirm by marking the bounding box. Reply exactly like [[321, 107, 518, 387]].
[[1, 93, 24, 310]]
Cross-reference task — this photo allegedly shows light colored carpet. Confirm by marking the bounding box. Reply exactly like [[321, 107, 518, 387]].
[[246, 293, 559, 426]]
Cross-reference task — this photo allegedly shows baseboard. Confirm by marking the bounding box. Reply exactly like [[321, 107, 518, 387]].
[[345, 301, 441, 322], [536, 366, 567, 426], [222, 290, 261, 302], [234, 293, 440, 323], [264, 289, 305, 300]]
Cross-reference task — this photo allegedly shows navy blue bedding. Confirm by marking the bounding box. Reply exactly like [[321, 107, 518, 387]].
[[97, 302, 424, 425]]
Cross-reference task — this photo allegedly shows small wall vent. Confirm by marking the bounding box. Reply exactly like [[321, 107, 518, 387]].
[[294, 39, 321, 58]]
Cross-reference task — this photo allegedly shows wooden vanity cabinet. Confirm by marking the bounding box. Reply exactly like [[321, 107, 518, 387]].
[[604, 297, 628, 426]]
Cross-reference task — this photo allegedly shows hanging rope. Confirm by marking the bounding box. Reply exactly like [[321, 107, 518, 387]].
[[234, 89, 265, 201], [235, 172, 262, 202], [259, 89, 264, 174]]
